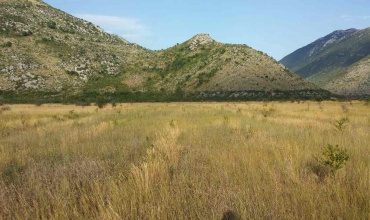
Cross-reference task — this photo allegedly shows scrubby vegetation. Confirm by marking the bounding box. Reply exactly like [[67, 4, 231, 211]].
[[314, 144, 349, 177], [0, 101, 369, 219]]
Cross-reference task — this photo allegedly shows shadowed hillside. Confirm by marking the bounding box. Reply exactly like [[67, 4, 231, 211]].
[[280, 28, 370, 97]]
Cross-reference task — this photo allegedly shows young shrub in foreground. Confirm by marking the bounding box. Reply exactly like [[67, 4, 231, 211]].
[[315, 144, 349, 177], [333, 117, 349, 131]]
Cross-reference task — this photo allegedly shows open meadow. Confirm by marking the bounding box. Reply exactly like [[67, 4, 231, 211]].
[[0, 101, 369, 219]]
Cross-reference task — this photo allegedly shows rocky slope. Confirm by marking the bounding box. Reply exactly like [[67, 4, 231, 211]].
[[0, 0, 329, 102], [280, 28, 370, 96], [324, 56, 370, 95], [0, 0, 149, 94]]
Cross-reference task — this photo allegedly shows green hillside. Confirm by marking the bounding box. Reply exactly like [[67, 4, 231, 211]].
[[0, 0, 330, 103]]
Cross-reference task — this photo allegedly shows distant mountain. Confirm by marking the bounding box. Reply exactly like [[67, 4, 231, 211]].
[[0, 0, 330, 103], [280, 28, 370, 97]]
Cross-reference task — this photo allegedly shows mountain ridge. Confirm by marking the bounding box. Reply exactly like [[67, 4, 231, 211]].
[[280, 28, 370, 96]]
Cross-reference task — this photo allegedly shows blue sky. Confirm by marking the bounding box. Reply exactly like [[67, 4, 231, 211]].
[[43, 0, 370, 60]]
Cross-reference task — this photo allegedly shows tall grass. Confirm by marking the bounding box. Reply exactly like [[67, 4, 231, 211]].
[[0, 102, 369, 219]]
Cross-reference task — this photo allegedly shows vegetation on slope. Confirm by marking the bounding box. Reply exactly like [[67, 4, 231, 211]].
[[0, 0, 329, 102], [318, 55, 370, 96]]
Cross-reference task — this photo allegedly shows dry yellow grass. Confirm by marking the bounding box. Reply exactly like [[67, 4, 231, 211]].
[[0, 101, 369, 219]]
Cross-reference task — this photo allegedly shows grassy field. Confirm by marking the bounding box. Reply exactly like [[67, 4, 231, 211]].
[[0, 101, 369, 219]]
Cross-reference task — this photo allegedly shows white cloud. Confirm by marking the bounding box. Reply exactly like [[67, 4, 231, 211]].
[[341, 15, 353, 21], [74, 14, 150, 42], [341, 14, 370, 21]]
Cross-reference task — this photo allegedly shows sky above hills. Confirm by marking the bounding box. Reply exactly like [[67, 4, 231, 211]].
[[43, 0, 370, 60]]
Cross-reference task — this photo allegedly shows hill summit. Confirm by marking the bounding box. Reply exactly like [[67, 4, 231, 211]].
[[187, 34, 215, 49]]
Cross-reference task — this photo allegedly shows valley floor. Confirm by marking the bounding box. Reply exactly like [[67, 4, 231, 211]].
[[0, 101, 369, 219]]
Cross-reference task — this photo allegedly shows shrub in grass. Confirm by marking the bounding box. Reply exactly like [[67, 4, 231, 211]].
[[1, 159, 26, 185], [315, 144, 349, 177], [333, 117, 349, 131], [222, 210, 239, 220]]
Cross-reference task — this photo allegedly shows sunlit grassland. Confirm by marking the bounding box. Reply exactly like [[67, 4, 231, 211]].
[[0, 101, 369, 219]]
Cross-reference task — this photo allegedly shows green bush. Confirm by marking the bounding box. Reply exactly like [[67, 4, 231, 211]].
[[21, 30, 33, 36], [333, 117, 349, 131], [66, 70, 78, 75], [315, 144, 349, 177], [196, 69, 218, 87], [47, 21, 57, 29], [2, 41, 12, 47], [96, 96, 108, 108]]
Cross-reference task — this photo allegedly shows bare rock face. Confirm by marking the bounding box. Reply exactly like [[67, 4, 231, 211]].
[[188, 34, 215, 50], [27, 0, 46, 5]]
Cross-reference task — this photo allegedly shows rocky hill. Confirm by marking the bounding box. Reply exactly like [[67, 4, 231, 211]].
[[0, 0, 330, 103], [280, 28, 370, 97]]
